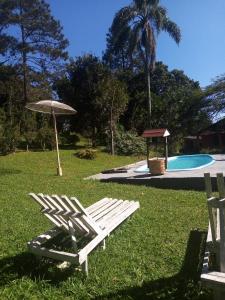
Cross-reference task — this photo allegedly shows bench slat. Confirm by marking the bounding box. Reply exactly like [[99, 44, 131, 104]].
[[86, 198, 110, 214], [91, 199, 124, 219]]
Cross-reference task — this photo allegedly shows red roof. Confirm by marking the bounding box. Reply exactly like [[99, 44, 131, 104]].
[[142, 128, 170, 138]]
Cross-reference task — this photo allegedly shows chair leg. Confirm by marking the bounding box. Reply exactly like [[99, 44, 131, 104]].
[[82, 257, 88, 276], [68, 220, 78, 252], [101, 239, 106, 250]]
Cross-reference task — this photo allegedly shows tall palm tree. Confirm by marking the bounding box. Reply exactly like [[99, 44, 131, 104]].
[[110, 0, 181, 128]]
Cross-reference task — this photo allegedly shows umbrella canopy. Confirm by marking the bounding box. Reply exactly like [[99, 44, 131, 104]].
[[26, 100, 77, 176], [26, 100, 77, 115]]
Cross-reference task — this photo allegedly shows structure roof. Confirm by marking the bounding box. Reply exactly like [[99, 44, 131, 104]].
[[142, 128, 170, 138], [199, 117, 225, 135]]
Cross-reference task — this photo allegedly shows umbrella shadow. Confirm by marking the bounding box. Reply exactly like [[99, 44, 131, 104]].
[[0, 252, 83, 286], [94, 229, 212, 300]]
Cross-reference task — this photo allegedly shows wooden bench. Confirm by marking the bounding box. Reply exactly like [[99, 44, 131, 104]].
[[27, 193, 140, 275], [201, 173, 225, 299]]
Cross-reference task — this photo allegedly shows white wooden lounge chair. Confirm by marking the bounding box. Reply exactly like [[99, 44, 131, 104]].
[[27, 193, 140, 275], [201, 173, 225, 299]]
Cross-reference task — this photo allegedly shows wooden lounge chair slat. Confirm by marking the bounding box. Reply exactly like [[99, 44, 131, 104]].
[[38, 193, 55, 210], [219, 198, 225, 272], [41, 207, 81, 218], [50, 195, 88, 233], [51, 196, 89, 237], [69, 195, 94, 218], [101, 202, 140, 231], [57, 195, 98, 235], [88, 198, 114, 216], [40, 194, 69, 230], [204, 173, 212, 198], [202, 272, 225, 285], [217, 173, 225, 198], [90, 199, 123, 219], [110, 203, 139, 229], [46, 195, 64, 211], [28, 243, 78, 263], [207, 197, 218, 247], [86, 198, 110, 214], [68, 219, 78, 253], [71, 218, 91, 235], [54, 195, 91, 235], [28, 193, 140, 275], [92, 200, 125, 221], [51, 195, 72, 214], [30, 193, 48, 209], [97, 200, 131, 225], [70, 196, 102, 235], [61, 195, 80, 212], [30, 193, 66, 229]]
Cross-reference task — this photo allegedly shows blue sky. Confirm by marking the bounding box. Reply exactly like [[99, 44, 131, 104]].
[[49, 0, 225, 88]]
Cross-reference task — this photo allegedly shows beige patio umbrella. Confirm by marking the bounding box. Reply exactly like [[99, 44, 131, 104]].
[[26, 100, 77, 176]]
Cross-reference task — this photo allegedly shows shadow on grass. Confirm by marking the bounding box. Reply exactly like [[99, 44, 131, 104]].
[[95, 229, 212, 300], [0, 230, 213, 299], [0, 252, 84, 286], [100, 176, 210, 191], [0, 169, 21, 176], [60, 144, 87, 150]]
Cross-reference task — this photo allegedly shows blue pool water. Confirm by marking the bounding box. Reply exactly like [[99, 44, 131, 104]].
[[135, 154, 215, 173]]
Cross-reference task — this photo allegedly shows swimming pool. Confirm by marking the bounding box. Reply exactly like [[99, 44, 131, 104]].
[[135, 154, 215, 173]]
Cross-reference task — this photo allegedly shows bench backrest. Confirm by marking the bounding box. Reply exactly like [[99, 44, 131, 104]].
[[29, 193, 102, 237]]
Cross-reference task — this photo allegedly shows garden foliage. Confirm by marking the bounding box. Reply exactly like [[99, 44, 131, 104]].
[[76, 149, 97, 160], [114, 129, 146, 156]]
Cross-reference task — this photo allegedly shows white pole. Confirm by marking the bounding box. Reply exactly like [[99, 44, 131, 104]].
[[52, 110, 62, 176], [165, 136, 168, 169]]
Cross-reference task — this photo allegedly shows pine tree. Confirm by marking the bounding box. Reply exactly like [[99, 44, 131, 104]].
[[0, 0, 68, 105]]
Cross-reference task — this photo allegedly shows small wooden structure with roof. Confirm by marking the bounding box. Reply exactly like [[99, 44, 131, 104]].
[[142, 128, 170, 168]]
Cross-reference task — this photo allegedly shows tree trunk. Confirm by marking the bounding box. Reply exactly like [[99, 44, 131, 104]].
[[19, 1, 28, 106], [110, 107, 114, 155], [8, 85, 13, 125], [22, 47, 28, 105], [145, 48, 152, 162], [121, 48, 125, 70], [145, 57, 151, 129], [146, 69, 151, 127], [91, 126, 96, 148]]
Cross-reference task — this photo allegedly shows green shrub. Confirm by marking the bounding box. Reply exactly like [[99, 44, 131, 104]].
[[114, 130, 146, 156], [169, 135, 184, 155], [0, 126, 20, 155], [0, 108, 21, 155], [199, 147, 223, 154], [36, 126, 55, 150], [76, 149, 97, 160], [59, 132, 80, 146]]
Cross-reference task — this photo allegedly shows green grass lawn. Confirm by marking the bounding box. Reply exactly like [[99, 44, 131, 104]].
[[0, 150, 212, 299]]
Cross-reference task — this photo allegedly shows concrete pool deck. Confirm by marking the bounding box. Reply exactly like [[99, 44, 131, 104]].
[[86, 154, 225, 190]]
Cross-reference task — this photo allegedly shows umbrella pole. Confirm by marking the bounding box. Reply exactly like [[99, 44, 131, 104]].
[[52, 111, 62, 176]]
